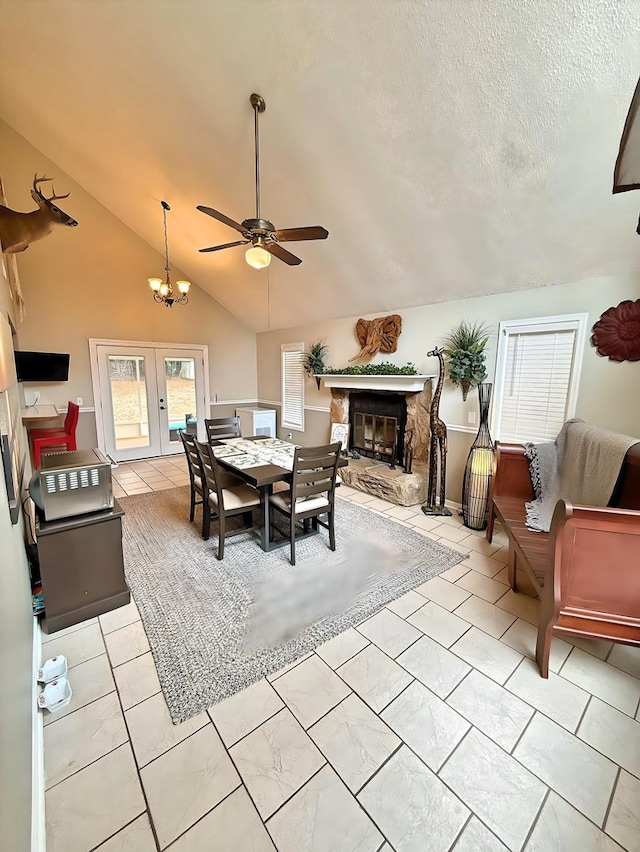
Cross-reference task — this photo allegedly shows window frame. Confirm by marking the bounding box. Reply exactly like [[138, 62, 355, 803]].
[[281, 342, 305, 431], [491, 313, 588, 443]]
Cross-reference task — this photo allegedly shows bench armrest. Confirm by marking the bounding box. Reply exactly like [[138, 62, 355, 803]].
[[490, 442, 535, 501]]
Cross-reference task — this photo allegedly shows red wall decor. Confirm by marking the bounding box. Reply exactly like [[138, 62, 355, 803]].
[[591, 299, 640, 362]]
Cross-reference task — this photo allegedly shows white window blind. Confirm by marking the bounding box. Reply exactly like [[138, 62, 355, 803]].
[[281, 343, 305, 431], [493, 315, 587, 444]]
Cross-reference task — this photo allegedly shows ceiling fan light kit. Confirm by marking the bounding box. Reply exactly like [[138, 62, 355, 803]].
[[198, 93, 328, 267], [245, 235, 271, 268]]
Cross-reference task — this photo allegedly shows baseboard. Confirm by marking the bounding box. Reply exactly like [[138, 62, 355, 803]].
[[31, 618, 45, 852]]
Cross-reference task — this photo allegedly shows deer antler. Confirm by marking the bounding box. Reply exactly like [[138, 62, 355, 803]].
[[48, 186, 70, 201], [32, 173, 53, 198], [32, 173, 70, 201]]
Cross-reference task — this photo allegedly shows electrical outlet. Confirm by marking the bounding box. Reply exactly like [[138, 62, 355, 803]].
[[467, 411, 476, 425], [76, 397, 83, 407]]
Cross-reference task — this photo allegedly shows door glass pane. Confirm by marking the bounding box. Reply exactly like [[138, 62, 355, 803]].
[[165, 357, 196, 443], [108, 355, 150, 450]]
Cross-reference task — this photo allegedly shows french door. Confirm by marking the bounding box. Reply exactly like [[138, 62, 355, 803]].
[[90, 341, 208, 462]]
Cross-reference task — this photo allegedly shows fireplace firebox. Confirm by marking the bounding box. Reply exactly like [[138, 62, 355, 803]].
[[348, 393, 407, 466]]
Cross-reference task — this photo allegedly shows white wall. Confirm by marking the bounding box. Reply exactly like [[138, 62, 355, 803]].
[[0, 259, 36, 852], [0, 120, 258, 446]]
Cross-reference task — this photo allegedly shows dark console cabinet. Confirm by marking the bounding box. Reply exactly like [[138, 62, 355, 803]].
[[37, 500, 130, 634]]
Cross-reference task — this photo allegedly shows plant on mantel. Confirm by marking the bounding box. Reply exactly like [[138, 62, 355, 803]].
[[321, 361, 418, 375], [443, 320, 490, 400]]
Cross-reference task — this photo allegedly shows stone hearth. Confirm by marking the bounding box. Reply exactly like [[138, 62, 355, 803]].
[[340, 458, 428, 506]]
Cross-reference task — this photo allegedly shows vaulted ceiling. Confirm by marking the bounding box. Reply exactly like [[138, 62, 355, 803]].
[[1, 1, 639, 331]]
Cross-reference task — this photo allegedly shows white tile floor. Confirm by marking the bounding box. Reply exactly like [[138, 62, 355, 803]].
[[40, 457, 640, 851]]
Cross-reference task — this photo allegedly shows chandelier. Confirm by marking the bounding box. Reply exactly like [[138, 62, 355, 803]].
[[148, 200, 191, 307]]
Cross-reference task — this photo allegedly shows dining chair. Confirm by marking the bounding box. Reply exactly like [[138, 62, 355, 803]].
[[29, 401, 80, 468], [269, 442, 341, 565], [195, 440, 261, 560], [205, 416, 241, 442], [179, 430, 211, 539]]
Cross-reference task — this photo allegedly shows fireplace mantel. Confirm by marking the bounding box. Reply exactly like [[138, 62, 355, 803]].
[[317, 374, 434, 393]]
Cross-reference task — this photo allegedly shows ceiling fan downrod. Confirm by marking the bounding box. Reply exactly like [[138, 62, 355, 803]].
[[250, 93, 266, 222]]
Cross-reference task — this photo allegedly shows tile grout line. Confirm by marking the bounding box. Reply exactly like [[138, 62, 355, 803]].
[[601, 766, 622, 834], [97, 615, 163, 852], [520, 786, 551, 851]]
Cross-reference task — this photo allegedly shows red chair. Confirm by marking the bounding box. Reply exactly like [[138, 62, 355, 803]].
[[30, 401, 80, 467]]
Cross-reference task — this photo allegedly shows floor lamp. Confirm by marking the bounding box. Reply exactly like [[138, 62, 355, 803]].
[[461, 382, 495, 530]]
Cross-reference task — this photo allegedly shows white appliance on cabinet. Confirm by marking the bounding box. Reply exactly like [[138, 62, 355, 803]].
[[236, 407, 276, 438]]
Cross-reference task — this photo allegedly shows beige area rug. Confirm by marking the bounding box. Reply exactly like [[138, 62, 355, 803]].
[[119, 487, 467, 723]]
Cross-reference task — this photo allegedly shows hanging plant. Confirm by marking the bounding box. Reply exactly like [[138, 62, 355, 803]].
[[443, 320, 490, 400], [303, 340, 329, 389]]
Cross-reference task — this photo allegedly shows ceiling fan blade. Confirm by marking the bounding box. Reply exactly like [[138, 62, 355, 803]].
[[273, 226, 329, 242], [199, 240, 249, 253], [197, 205, 247, 234], [266, 242, 302, 265]]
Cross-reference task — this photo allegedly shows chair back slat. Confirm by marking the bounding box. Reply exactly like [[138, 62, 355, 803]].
[[195, 439, 225, 503], [179, 430, 205, 485], [291, 443, 341, 504], [205, 416, 241, 443]]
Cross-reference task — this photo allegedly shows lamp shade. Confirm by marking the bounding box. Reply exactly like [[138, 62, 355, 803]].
[[245, 243, 271, 269], [462, 383, 495, 530]]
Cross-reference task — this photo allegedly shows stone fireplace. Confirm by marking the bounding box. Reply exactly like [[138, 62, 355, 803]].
[[320, 374, 435, 506]]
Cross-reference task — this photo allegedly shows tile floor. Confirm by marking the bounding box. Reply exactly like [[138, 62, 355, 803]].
[[41, 455, 640, 851]]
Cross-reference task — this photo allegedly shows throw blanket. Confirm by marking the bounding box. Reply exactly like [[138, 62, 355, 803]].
[[524, 420, 639, 532]]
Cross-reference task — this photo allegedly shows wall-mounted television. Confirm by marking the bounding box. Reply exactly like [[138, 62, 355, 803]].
[[14, 351, 70, 383]]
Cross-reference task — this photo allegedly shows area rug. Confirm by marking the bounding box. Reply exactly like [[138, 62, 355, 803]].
[[119, 486, 467, 723]]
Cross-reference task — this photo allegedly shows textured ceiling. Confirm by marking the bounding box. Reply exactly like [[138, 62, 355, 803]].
[[1, 0, 639, 331]]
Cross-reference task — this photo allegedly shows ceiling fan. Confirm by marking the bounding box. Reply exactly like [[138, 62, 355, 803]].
[[197, 93, 328, 268]]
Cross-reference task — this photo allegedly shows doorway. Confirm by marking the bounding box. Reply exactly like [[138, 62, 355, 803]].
[[90, 340, 209, 462]]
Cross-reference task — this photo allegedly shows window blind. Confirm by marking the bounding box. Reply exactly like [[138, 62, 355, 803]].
[[281, 343, 305, 430], [498, 328, 577, 443], [493, 314, 587, 444]]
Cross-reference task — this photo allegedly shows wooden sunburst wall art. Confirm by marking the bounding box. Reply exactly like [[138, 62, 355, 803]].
[[590, 299, 640, 362]]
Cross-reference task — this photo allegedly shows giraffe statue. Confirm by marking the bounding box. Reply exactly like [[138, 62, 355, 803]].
[[422, 347, 452, 516]]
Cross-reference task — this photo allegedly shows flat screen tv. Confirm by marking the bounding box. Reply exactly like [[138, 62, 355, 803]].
[[14, 351, 70, 383]]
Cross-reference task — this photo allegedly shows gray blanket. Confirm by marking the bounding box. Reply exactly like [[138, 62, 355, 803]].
[[524, 420, 639, 532]]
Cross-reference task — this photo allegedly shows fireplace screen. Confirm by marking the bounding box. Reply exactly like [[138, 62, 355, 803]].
[[352, 413, 399, 465], [348, 392, 407, 466]]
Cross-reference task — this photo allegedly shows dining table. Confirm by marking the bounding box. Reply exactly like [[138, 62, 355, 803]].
[[212, 436, 347, 552]]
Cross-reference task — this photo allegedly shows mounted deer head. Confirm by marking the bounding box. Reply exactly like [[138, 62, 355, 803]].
[[0, 173, 78, 253]]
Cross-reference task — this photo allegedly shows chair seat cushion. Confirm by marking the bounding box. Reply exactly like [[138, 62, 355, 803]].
[[270, 491, 329, 514], [209, 484, 261, 511]]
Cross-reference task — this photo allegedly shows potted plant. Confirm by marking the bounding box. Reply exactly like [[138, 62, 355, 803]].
[[443, 320, 490, 400], [303, 340, 329, 389]]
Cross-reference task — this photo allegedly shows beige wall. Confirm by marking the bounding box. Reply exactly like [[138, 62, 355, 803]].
[[257, 273, 640, 500], [1, 121, 258, 448], [0, 261, 35, 852]]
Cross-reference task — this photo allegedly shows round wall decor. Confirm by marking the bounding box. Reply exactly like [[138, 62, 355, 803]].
[[590, 299, 640, 362]]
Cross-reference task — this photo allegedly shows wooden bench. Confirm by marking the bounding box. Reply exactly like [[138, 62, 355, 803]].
[[487, 440, 640, 677]]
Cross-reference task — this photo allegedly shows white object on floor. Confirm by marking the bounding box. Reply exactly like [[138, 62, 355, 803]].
[[38, 677, 72, 712], [37, 655, 68, 683]]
